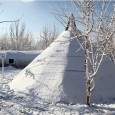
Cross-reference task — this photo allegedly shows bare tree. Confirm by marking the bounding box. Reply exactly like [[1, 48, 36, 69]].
[[52, 0, 115, 105], [9, 21, 35, 51], [0, 33, 10, 50], [72, 0, 115, 106], [0, 3, 20, 50], [36, 24, 59, 50]]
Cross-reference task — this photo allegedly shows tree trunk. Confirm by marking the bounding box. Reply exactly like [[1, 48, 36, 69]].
[[84, 38, 90, 105], [86, 79, 90, 106]]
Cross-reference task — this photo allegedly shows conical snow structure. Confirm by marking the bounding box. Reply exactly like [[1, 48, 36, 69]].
[[9, 14, 115, 104], [9, 14, 86, 104]]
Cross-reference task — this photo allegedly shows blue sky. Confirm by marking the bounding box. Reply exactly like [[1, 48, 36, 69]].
[[0, 0, 114, 38], [0, 0, 68, 38]]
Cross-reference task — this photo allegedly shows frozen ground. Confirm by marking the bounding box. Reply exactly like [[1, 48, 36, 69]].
[[0, 66, 115, 115]]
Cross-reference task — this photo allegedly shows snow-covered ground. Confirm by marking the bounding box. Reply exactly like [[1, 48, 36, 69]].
[[1, 67, 115, 115]]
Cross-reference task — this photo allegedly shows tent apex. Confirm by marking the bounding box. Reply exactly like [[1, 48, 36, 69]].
[[65, 13, 76, 33]]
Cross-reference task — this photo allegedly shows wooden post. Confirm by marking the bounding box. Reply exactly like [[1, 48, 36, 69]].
[[65, 18, 70, 31]]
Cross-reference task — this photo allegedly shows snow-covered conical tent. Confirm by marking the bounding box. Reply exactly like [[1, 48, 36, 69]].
[[9, 14, 86, 104], [9, 14, 115, 104]]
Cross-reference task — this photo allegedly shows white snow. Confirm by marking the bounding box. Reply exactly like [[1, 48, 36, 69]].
[[0, 66, 115, 114], [0, 66, 17, 71]]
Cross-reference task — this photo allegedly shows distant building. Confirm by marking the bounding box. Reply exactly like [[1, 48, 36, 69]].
[[0, 50, 42, 68]]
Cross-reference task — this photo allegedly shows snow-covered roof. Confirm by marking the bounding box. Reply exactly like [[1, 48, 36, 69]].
[[0, 50, 42, 68]]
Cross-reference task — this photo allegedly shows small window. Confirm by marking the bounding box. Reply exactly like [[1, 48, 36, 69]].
[[9, 59, 14, 64]]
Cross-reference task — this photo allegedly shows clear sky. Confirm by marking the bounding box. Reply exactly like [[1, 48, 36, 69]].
[[0, 0, 114, 39], [0, 0, 69, 38]]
